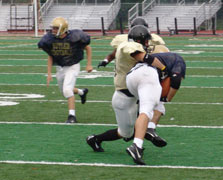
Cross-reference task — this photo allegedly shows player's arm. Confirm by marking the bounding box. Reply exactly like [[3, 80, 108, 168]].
[[131, 51, 166, 71], [85, 45, 93, 72], [98, 49, 116, 68], [166, 73, 183, 102], [47, 56, 53, 87]]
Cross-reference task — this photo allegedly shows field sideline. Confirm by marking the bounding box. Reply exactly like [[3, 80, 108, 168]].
[[0, 35, 223, 179]]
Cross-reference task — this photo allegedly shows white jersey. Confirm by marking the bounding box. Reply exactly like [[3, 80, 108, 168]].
[[114, 41, 145, 90]]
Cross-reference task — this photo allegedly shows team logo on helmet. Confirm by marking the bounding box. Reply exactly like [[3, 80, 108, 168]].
[[50, 17, 68, 38], [128, 25, 151, 46]]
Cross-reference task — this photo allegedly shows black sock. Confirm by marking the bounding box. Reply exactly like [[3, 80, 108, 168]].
[[95, 128, 121, 142]]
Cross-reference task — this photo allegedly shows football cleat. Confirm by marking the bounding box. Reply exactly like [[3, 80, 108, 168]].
[[86, 135, 104, 152], [144, 128, 167, 147], [126, 143, 145, 165], [80, 88, 88, 104], [66, 115, 77, 123]]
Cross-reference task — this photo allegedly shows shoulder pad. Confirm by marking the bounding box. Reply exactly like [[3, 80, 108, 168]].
[[68, 30, 90, 45], [120, 41, 145, 56], [150, 34, 165, 45], [110, 34, 128, 49], [38, 32, 54, 49]]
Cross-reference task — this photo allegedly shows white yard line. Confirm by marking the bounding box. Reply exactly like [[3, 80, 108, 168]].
[[0, 59, 223, 63], [0, 84, 223, 88], [0, 72, 223, 78], [0, 121, 223, 129], [0, 65, 223, 69], [0, 43, 37, 49], [0, 160, 222, 169], [4, 99, 223, 105]]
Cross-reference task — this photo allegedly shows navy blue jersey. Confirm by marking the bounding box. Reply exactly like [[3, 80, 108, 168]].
[[151, 52, 186, 78], [38, 30, 90, 66]]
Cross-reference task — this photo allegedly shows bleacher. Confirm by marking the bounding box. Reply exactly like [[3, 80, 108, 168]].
[[40, 0, 121, 31], [0, 4, 10, 31], [0, 0, 120, 31], [136, 0, 222, 31]]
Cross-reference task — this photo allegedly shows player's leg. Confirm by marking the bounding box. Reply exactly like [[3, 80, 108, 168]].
[[63, 64, 80, 123], [145, 102, 167, 147], [86, 90, 138, 152], [126, 65, 161, 165], [74, 88, 89, 104]]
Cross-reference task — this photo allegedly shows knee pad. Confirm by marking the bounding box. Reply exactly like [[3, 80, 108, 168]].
[[63, 88, 74, 98]]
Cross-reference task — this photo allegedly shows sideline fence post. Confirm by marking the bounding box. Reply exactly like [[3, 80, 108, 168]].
[[193, 17, 197, 36], [101, 17, 106, 36], [156, 17, 160, 34], [212, 17, 216, 35], [175, 18, 178, 35]]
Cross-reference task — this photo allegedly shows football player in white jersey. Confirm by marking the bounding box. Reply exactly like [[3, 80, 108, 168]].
[[86, 25, 167, 165], [38, 17, 93, 123], [98, 17, 169, 147]]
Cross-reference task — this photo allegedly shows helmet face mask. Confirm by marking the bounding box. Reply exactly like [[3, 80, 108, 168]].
[[50, 17, 68, 38], [128, 25, 151, 48]]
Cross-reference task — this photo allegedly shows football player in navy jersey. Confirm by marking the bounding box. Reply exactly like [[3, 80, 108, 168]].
[[38, 17, 93, 123]]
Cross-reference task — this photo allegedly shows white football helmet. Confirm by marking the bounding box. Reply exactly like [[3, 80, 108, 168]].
[[50, 17, 68, 38]]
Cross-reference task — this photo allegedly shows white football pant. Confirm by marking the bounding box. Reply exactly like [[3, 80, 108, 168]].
[[126, 63, 162, 120], [56, 63, 80, 98], [112, 90, 138, 138]]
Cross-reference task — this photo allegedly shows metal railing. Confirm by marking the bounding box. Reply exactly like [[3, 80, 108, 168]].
[[39, 0, 54, 18], [106, 0, 120, 26], [128, 3, 139, 26], [177, 0, 185, 5], [142, 0, 156, 16], [208, 0, 222, 19], [195, 2, 206, 27]]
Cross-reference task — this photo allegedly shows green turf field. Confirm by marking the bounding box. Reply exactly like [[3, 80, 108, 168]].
[[0, 35, 223, 180]]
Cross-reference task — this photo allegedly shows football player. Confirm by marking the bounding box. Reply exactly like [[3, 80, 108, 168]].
[[98, 16, 169, 148], [38, 17, 93, 123], [97, 16, 168, 68], [86, 25, 168, 165], [125, 27, 186, 164]]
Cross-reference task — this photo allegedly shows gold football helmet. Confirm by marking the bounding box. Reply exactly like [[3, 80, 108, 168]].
[[50, 17, 68, 38]]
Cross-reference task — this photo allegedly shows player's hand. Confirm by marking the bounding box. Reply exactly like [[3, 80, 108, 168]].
[[160, 66, 168, 80], [160, 97, 168, 102], [86, 65, 93, 73], [47, 74, 52, 87], [98, 59, 109, 68]]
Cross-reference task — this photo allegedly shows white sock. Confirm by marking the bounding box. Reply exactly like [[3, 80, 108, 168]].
[[77, 89, 84, 95], [133, 138, 143, 149], [148, 122, 156, 129], [69, 110, 75, 116]]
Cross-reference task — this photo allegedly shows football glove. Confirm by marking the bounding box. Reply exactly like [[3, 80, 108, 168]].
[[98, 59, 109, 68], [160, 97, 168, 102]]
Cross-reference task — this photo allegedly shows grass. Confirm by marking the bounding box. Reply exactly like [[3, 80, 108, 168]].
[[0, 35, 223, 179]]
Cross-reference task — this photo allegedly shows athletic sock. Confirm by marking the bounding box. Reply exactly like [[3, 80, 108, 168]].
[[148, 122, 156, 129], [133, 138, 143, 149], [95, 128, 121, 142], [69, 110, 75, 116], [77, 89, 84, 95]]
